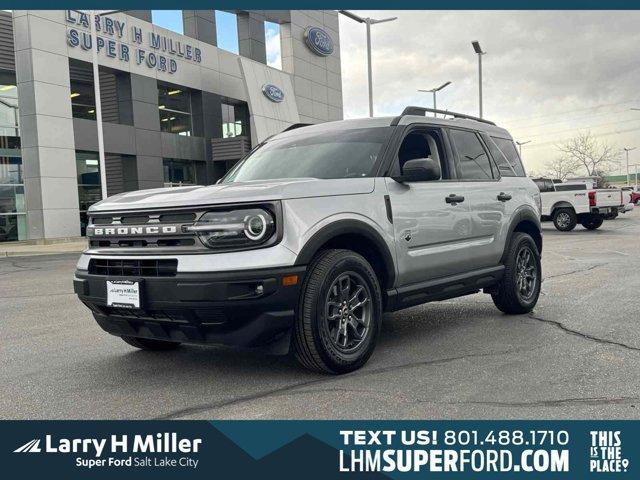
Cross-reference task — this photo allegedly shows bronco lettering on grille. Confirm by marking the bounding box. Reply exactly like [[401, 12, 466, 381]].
[[91, 226, 178, 236]]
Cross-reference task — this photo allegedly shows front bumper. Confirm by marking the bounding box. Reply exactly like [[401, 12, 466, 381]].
[[74, 265, 305, 348]]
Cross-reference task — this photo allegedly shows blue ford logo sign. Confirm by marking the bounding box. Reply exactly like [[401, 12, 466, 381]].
[[262, 84, 285, 103], [304, 26, 334, 56]]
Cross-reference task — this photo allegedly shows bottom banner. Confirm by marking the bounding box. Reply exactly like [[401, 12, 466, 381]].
[[1, 421, 636, 478]]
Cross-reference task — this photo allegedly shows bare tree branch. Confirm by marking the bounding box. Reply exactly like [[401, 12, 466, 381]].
[[555, 131, 620, 177]]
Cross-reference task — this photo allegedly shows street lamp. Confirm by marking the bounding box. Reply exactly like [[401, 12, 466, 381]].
[[471, 40, 486, 118], [77, 9, 121, 200], [418, 82, 452, 117], [516, 140, 532, 157], [339, 10, 397, 117], [623, 147, 636, 186]]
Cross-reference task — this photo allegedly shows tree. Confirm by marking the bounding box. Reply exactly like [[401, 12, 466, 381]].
[[556, 131, 620, 177], [543, 156, 580, 181]]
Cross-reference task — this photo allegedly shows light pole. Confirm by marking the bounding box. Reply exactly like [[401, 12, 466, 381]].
[[471, 41, 486, 118], [339, 11, 397, 117], [418, 82, 452, 117], [516, 140, 531, 158], [81, 9, 120, 200], [624, 147, 636, 186]]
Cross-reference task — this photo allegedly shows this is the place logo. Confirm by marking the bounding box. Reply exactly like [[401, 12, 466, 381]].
[[13, 433, 203, 469]]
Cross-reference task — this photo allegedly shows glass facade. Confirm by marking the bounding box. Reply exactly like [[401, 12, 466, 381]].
[[221, 103, 245, 138], [76, 151, 102, 235], [0, 83, 19, 136], [163, 158, 203, 187], [158, 84, 193, 136], [0, 79, 25, 242], [70, 78, 96, 120]]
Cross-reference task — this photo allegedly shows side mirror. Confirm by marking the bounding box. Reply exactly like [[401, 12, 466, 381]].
[[396, 157, 441, 182]]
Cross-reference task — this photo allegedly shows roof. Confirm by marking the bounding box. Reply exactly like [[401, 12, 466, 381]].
[[273, 114, 512, 141]]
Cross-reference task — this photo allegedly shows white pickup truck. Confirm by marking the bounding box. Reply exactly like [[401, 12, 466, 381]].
[[533, 178, 623, 231]]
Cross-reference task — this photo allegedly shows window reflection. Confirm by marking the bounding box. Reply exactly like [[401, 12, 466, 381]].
[[158, 84, 192, 136]]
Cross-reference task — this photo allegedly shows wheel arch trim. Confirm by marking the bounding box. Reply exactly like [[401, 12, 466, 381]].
[[294, 219, 397, 288]]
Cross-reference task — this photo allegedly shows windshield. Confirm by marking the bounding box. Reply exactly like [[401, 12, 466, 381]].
[[222, 127, 391, 182]]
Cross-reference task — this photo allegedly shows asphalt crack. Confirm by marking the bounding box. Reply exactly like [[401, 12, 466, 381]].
[[444, 397, 639, 408], [154, 348, 525, 419], [527, 313, 640, 353], [543, 263, 605, 281]]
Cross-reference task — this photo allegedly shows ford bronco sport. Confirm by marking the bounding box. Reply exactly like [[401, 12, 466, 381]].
[[74, 107, 543, 374]]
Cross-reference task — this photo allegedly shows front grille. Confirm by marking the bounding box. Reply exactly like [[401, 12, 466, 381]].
[[93, 212, 197, 225], [88, 258, 178, 277], [87, 209, 203, 251]]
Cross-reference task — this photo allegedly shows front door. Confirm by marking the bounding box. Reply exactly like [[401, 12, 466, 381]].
[[385, 127, 474, 287]]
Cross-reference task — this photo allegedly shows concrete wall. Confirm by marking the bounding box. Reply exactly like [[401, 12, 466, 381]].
[[282, 10, 343, 124], [13, 10, 81, 239]]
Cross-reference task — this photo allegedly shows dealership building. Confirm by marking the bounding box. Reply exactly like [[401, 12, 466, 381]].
[[0, 9, 343, 242]]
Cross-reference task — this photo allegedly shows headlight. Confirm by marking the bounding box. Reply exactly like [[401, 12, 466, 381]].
[[189, 208, 276, 250]]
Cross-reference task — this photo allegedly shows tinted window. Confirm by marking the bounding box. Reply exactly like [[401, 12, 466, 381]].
[[555, 184, 587, 191], [533, 179, 555, 192], [491, 137, 526, 177], [450, 129, 494, 180], [223, 127, 391, 182]]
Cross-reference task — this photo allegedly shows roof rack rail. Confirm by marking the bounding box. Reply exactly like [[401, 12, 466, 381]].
[[397, 106, 496, 126], [283, 123, 312, 132]]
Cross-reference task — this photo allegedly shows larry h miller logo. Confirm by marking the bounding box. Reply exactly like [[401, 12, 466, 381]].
[[14, 438, 42, 453], [13, 433, 203, 469]]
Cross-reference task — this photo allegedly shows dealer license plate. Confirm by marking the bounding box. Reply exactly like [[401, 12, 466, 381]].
[[106, 280, 140, 308]]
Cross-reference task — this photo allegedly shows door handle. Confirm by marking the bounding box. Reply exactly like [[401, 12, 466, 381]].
[[445, 194, 465, 204], [497, 192, 512, 202]]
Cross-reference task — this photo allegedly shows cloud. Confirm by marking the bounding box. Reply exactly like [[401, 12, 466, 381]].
[[265, 22, 282, 70], [339, 11, 640, 174]]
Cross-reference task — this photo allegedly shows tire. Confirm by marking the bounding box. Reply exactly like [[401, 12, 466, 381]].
[[293, 249, 382, 374], [581, 215, 604, 230], [491, 232, 542, 314], [552, 208, 577, 231], [121, 336, 181, 351]]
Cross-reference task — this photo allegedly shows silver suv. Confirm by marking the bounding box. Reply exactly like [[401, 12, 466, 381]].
[[74, 107, 543, 374]]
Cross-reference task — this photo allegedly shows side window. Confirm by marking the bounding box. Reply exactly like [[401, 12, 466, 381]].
[[533, 179, 555, 192], [395, 129, 448, 179], [449, 129, 495, 180], [491, 137, 526, 177]]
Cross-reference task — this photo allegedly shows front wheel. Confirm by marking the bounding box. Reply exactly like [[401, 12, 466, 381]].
[[492, 232, 541, 314], [581, 215, 604, 230], [293, 249, 382, 374]]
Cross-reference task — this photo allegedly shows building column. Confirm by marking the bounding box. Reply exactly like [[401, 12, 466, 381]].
[[237, 11, 267, 64], [130, 74, 164, 190], [183, 10, 217, 46], [13, 11, 80, 239]]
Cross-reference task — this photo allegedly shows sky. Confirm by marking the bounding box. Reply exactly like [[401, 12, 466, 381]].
[[338, 10, 640, 176], [149, 10, 640, 176]]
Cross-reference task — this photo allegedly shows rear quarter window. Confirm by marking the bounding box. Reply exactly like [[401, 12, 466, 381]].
[[490, 137, 526, 177]]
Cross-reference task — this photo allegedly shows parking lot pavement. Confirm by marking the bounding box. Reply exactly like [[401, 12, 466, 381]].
[[1, 211, 639, 420]]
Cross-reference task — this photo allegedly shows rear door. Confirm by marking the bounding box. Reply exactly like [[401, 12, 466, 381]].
[[385, 126, 474, 286], [447, 128, 511, 269]]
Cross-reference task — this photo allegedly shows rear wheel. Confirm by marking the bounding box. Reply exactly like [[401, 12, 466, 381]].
[[552, 208, 577, 231], [121, 336, 181, 351], [293, 249, 382, 374], [581, 215, 604, 230], [492, 232, 541, 314]]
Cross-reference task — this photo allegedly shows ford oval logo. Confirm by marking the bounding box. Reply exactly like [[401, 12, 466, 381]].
[[261, 84, 285, 103], [304, 26, 334, 56]]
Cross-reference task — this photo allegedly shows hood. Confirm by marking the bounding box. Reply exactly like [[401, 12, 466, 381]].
[[89, 178, 376, 212]]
